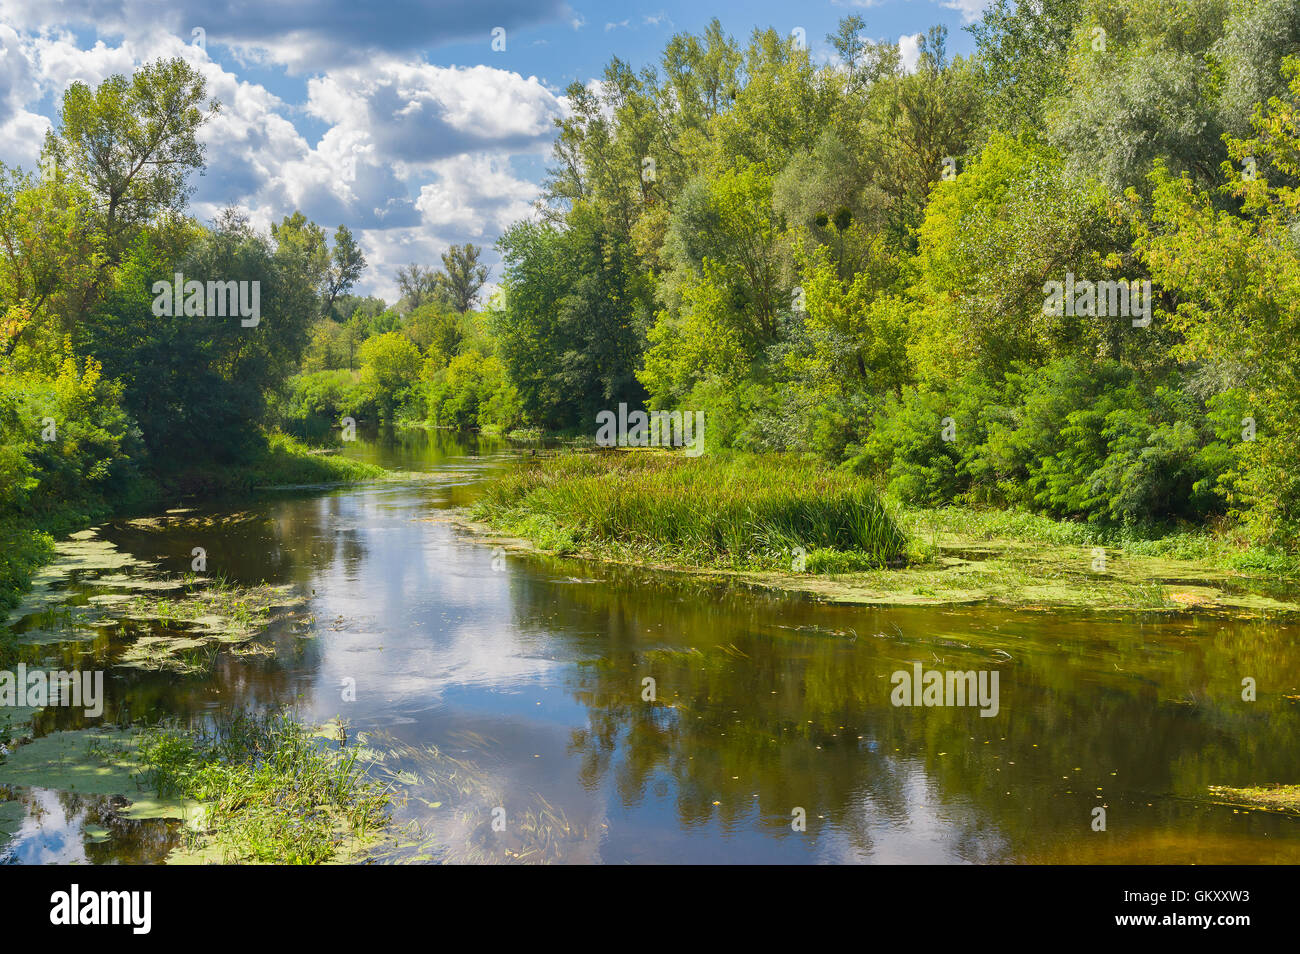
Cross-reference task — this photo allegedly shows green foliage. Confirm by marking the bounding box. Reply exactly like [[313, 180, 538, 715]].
[[1136, 59, 1300, 543], [0, 349, 138, 520], [908, 135, 1141, 382], [240, 432, 385, 488], [854, 359, 1230, 526], [474, 451, 910, 569], [969, 0, 1084, 134], [0, 350, 139, 609], [425, 349, 521, 432], [136, 713, 390, 864], [474, 14, 1300, 550], [496, 207, 652, 429], [277, 369, 372, 432], [357, 332, 423, 423], [45, 57, 218, 259]]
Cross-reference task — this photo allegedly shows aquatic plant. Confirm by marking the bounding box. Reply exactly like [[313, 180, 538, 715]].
[[136, 713, 391, 864], [474, 451, 910, 570]]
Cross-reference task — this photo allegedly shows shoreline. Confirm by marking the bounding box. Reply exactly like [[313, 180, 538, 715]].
[[452, 511, 1300, 617]]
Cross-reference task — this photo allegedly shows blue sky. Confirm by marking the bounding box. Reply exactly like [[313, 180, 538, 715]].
[[0, 0, 986, 300]]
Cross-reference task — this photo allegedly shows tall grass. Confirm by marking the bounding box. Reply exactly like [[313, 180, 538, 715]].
[[137, 712, 390, 864], [474, 451, 910, 570], [892, 498, 1300, 577]]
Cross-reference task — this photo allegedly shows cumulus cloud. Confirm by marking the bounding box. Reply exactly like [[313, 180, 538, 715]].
[[0, 0, 570, 73], [415, 154, 538, 237], [898, 33, 923, 74], [0, 10, 567, 298], [305, 62, 564, 165]]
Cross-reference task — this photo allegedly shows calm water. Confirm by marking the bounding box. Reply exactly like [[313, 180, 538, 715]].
[[4, 430, 1300, 863]]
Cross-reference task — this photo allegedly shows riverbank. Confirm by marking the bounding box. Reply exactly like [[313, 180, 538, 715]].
[[0, 431, 385, 618], [466, 450, 1300, 615]]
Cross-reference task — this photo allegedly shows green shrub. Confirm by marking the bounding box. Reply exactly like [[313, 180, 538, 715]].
[[852, 358, 1231, 527]]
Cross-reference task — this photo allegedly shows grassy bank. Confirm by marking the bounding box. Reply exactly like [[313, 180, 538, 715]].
[[895, 503, 1300, 579], [469, 450, 1300, 614], [472, 450, 910, 570]]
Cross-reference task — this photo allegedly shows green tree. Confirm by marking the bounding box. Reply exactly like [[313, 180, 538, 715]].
[[358, 331, 424, 423], [43, 58, 218, 263], [436, 243, 489, 313]]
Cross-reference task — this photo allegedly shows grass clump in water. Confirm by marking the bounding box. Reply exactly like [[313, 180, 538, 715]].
[[474, 451, 910, 570], [137, 713, 390, 864]]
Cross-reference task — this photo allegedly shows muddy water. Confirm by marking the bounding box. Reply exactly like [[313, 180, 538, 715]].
[[3, 429, 1300, 863]]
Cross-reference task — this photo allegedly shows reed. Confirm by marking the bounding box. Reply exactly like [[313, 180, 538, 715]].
[[475, 451, 910, 570]]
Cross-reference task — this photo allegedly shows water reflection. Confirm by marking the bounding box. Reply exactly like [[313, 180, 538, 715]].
[[3, 429, 1299, 863]]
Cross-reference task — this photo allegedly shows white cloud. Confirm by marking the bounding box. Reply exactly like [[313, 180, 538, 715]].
[[0, 0, 569, 74], [415, 154, 538, 237], [305, 62, 565, 165], [899, 33, 923, 74], [941, 0, 994, 23]]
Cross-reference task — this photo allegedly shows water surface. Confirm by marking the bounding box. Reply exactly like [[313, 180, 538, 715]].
[[4, 430, 1299, 864]]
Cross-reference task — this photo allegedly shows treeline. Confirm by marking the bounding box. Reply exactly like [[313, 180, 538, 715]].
[[275, 242, 525, 436], [0, 59, 381, 607], [488, 0, 1300, 547]]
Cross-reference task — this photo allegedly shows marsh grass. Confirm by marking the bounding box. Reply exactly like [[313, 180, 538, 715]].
[[474, 451, 910, 570], [136, 713, 390, 864], [892, 501, 1300, 578]]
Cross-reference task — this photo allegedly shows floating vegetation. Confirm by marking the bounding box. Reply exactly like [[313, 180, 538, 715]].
[[0, 727, 172, 804], [1, 525, 306, 672], [135, 713, 392, 865], [109, 579, 306, 672], [1206, 784, 1300, 815], [120, 511, 266, 533], [2, 530, 157, 627], [0, 715, 388, 865]]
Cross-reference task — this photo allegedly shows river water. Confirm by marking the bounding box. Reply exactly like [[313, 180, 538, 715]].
[[3, 430, 1299, 863]]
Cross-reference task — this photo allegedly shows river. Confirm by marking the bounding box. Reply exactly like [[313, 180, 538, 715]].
[[3, 429, 1299, 863]]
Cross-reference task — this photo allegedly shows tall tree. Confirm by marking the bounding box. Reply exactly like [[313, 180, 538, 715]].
[[396, 263, 442, 312], [325, 225, 366, 317], [437, 243, 489, 313], [43, 57, 218, 263]]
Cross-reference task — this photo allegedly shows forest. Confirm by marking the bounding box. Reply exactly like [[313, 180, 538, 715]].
[[485, 0, 1300, 553], [5, 0, 1300, 614]]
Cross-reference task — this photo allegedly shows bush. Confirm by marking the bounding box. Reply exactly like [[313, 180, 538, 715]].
[[853, 358, 1231, 526], [425, 349, 521, 431], [0, 351, 139, 610]]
